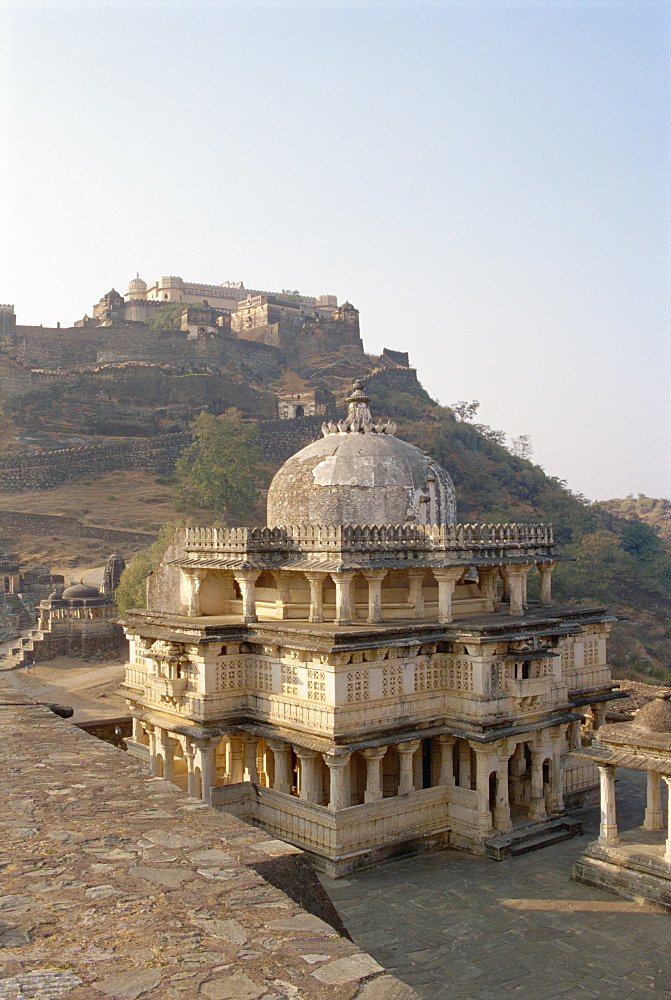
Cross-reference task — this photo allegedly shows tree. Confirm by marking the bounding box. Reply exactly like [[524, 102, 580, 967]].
[[115, 523, 178, 613], [147, 302, 187, 330], [450, 400, 480, 421], [510, 434, 532, 460], [175, 409, 261, 519]]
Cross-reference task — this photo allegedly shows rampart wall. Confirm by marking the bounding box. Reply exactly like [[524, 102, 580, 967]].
[[362, 365, 423, 397], [0, 510, 157, 545], [12, 325, 286, 380], [0, 434, 189, 492]]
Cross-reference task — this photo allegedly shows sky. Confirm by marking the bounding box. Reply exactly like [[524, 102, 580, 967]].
[[2, 0, 669, 502]]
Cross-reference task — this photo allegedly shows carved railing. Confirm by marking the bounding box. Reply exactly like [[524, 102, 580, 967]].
[[184, 522, 554, 558]]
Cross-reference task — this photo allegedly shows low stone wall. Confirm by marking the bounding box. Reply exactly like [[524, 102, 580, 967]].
[[0, 434, 189, 492], [0, 681, 418, 1000], [0, 510, 157, 545]]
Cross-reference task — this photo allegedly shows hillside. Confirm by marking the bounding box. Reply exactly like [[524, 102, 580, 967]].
[[597, 496, 671, 544], [360, 384, 671, 685], [0, 316, 667, 684]]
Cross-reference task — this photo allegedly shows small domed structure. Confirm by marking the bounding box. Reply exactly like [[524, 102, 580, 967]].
[[61, 582, 100, 600], [126, 273, 147, 300], [266, 380, 456, 527], [632, 691, 671, 733]]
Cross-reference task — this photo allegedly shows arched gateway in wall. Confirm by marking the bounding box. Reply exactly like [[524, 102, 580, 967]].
[[121, 381, 621, 875]]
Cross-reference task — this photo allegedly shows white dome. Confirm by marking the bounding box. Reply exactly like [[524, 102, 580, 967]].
[[266, 382, 457, 527], [126, 274, 147, 299]]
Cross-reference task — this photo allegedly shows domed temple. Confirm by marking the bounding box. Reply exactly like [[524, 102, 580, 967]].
[[121, 383, 621, 874]]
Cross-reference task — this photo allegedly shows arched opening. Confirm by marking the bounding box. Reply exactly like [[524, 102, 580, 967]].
[[295, 404, 304, 418]]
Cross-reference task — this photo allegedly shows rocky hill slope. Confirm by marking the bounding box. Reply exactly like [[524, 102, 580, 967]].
[[0, 321, 667, 683]]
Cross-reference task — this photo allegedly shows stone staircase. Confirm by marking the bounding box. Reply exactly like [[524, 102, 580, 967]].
[[0, 593, 35, 630], [0, 627, 46, 669], [484, 816, 583, 861]]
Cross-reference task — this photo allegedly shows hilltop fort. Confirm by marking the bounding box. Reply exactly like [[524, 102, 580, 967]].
[[0, 276, 417, 491]]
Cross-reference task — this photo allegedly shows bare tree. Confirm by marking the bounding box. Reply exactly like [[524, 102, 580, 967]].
[[510, 434, 533, 460], [451, 400, 480, 421]]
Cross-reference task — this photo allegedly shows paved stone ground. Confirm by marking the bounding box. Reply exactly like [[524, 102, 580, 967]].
[[0, 680, 419, 1000], [320, 770, 671, 1000]]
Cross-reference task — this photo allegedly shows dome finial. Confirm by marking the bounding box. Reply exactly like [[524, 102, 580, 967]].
[[321, 379, 397, 437]]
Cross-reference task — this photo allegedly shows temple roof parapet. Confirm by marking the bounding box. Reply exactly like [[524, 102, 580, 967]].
[[179, 521, 555, 571]]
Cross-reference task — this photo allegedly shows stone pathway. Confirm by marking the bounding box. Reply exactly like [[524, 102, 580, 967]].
[[0, 681, 418, 1000], [320, 770, 671, 1000]]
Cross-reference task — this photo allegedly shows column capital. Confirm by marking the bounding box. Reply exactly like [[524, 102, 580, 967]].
[[395, 739, 421, 754], [232, 569, 261, 583], [432, 567, 464, 584], [293, 745, 320, 761], [361, 745, 387, 761], [322, 751, 351, 768], [304, 570, 328, 581], [362, 569, 388, 581], [265, 737, 291, 752]]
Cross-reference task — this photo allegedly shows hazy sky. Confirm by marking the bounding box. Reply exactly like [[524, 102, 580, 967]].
[[2, 0, 669, 502]]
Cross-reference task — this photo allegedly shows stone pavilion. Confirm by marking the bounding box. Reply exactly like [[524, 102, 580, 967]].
[[121, 381, 620, 874], [572, 690, 671, 910]]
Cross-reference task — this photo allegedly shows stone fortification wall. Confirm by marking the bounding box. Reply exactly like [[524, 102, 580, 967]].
[[0, 434, 189, 492], [12, 325, 286, 381], [0, 511, 157, 545], [361, 364, 423, 397], [0, 683, 418, 1000], [256, 415, 326, 462]]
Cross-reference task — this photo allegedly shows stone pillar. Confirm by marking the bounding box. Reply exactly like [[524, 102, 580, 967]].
[[331, 572, 355, 625], [294, 747, 320, 803], [146, 725, 159, 775], [529, 749, 547, 820], [266, 739, 293, 794], [228, 735, 245, 784], [472, 745, 494, 835], [548, 746, 564, 813], [242, 734, 259, 783], [183, 741, 198, 798], [362, 570, 386, 625], [186, 569, 206, 617], [233, 570, 260, 623], [157, 730, 178, 783], [501, 566, 529, 617], [590, 703, 608, 731], [644, 770, 664, 831], [663, 777, 671, 863], [132, 716, 144, 743], [304, 572, 326, 623], [323, 752, 351, 810], [194, 738, 219, 804], [477, 567, 499, 609], [396, 740, 420, 795], [538, 561, 556, 608], [568, 719, 582, 751], [437, 734, 456, 785], [362, 746, 386, 803], [597, 764, 619, 846], [407, 570, 425, 619], [433, 568, 463, 624], [458, 741, 472, 788], [494, 760, 512, 832]]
